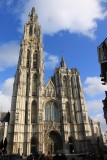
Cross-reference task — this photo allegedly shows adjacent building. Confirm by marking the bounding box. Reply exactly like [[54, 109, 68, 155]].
[[7, 7, 103, 156], [98, 39, 107, 124], [102, 92, 107, 124], [0, 112, 10, 142], [98, 39, 107, 84], [102, 132, 107, 145]]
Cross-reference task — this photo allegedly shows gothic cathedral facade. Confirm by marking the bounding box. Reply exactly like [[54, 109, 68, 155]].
[[7, 7, 102, 155]]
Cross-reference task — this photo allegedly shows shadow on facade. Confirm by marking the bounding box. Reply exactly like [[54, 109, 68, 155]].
[[67, 134, 104, 160]]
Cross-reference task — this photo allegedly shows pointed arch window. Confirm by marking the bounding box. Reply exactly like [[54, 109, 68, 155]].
[[32, 74, 38, 96], [71, 76, 80, 99], [29, 25, 33, 36], [76, 76, 80, 98], [18, 49, 23, 66], [26, 50, 30, 68], [71, 76, 76, 88], [31, 101, 37, 123], [71, 76, 79, 99], [65, 102, 70, 123], [26, 73, 29, 96], [45, 102, 60, 122], [73, 103, 77, 123], [34, 27, 39, 36], [71, 77, 74, 98], [34, 27, 37, 35], [83, 113, 86, 123], [33, 52, 38, 69], [25, 101, 28, 124], [63, 76, 67, 97]]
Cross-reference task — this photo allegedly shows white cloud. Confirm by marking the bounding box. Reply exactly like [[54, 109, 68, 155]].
[[0, 41, 19, 71], [86, 99, 103, 114], [44, 52, 59, 69], [16, 0, 107, 38], [91, 114, 107, 132], [0, 78, 14, 112], [83, 76, 107, 132], [84, 77, 107, 97], [86, 98, 106, 132], [1, 78, 14, 96], [0, 93, 11, 112]]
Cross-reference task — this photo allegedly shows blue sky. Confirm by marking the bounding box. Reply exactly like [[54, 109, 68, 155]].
[[0, 0, 107, 131]]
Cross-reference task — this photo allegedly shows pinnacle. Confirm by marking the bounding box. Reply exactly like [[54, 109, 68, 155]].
[[31, 7, 35, 13], [60, 56, 66, 68], [28, 6, 38, 23]]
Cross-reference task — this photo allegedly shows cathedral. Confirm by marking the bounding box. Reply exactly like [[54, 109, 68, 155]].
[[7, 7, 102, 156]]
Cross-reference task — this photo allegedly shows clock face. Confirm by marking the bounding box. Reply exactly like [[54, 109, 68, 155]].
[[29, 36, 37, 43]]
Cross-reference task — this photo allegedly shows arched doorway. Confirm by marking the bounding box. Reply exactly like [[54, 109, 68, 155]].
[[68, 136, 74, 154], [31, 136, 38, 155], [45, 130, 63, 154]]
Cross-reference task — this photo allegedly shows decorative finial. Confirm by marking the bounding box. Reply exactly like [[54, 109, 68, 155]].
[[28, 7, 38, 23], [60, 56, 66, 68], [32, 7, 35, 13]]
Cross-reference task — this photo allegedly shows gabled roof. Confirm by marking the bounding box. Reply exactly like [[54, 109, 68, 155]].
[[45, 79, 55, 90]]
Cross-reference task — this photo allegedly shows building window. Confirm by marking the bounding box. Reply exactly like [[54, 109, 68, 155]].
[[65, 102, 70, 123], [32, 74, 38, 96], [25, 101, 28, 124], [26, 50, 30, 68], [34, 27, 39, 36], [83, 114, 86, 122], [63, 76, 67, 97], [16, 113, 19, 120], [33, 52, 38, 69], [26, 73, 29, 96], [31, 101, 37, 123], [45, 102, 60, 122], [29, 26, 33, 36], [71, 76, 80, 98]]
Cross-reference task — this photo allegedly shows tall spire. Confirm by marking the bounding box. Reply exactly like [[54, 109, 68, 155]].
[[60, 56, 66, 68], [32, 7, 35, 13], [28, 7, 38, 23], [8, 6, 44, 155]]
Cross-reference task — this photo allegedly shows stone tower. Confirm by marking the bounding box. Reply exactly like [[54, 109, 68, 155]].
[[8, 7, 44, 155], [7, 7, 102, 156]]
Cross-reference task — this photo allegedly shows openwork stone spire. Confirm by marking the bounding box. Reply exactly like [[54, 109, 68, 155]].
[[28, 7, 38, 23], [60, 56, 66, 68]]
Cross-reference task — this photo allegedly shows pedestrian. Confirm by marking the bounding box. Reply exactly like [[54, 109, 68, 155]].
[[39, 153, 46, 160], [34, 151, 40, 160], [46, 151, 51, 160], [53, 152, 60, 160], [27, 153, 35, 160]]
